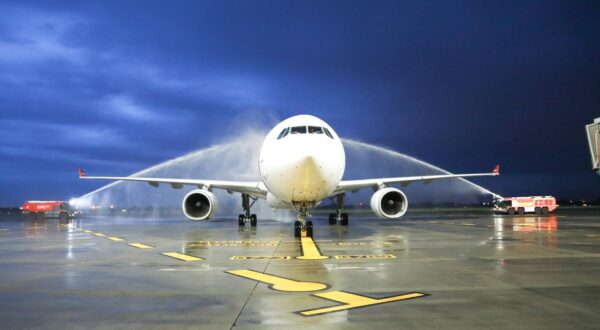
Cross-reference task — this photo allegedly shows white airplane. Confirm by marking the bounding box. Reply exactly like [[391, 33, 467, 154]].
[[79, 114, 499, 237]]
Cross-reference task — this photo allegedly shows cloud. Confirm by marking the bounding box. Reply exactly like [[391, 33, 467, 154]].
[[102, 94, 168, 122], [0, 5, 86, 65]]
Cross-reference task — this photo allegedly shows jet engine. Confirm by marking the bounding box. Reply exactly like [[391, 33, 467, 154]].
[[370, 187, 408, 219], [182, 189, 218, 220]]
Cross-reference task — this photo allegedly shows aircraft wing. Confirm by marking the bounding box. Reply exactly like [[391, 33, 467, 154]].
[[333, 165, 500, 195], [78, 169, 268, 198]]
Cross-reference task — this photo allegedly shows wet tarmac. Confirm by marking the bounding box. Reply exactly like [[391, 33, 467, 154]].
[[0, 207, 599, 329]]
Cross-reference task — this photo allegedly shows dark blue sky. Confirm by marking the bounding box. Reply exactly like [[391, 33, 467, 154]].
[[1, 1, 599, 206]]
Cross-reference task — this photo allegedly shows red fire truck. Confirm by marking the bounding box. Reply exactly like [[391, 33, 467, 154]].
[[21, 201, 76, 220], [493, 196, 558, 215]]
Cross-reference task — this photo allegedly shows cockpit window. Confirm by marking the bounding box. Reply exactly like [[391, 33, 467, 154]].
[[290, 126, 307, 134], [323, 127, 334, 139], [308, 126, 324, 134], [277, 127, 290, 139]]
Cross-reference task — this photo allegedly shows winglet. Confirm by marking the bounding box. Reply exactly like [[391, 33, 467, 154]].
[[492, 164, 500, 175], [78, 168, 86, 177]]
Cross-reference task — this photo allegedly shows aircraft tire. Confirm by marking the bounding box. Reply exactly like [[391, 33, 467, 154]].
[[294, 221, 302, 238], [238, 214, 244, 226], [340, 213, 349, 226], [250, 214, 257, 227], [307, 221, 313, 237], [328, 214, 336, 225]]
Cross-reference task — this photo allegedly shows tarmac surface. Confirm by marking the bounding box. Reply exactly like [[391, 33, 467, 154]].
[[0, 207, 599, 329]]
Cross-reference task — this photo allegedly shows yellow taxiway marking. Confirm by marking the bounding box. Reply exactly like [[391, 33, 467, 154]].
[[82, 230, 92, 233], [93, 232, 106, 237], [334, 254, 396, 260], [299, 291, 426, 316], [336, 241, 392, 246], [128, 243, 154, 249], [162, 252, 204, 261], [227, 269, 328, 292], [107, 237, 125, 242], [296, 236, 329, 260], [188, 240, 280, 247], [230, 256, 291, 261]]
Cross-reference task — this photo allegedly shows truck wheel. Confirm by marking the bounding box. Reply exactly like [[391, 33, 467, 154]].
[[517, 207, 525, 215], [542, 207, 549, 215], [507, 208, 515, 215], [59, 213, 68, 221], [534, 207, 541, 215]]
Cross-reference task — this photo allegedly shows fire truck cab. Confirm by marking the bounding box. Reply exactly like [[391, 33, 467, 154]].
[[21, 201, 77, 220], [494, 196, 558, 215]]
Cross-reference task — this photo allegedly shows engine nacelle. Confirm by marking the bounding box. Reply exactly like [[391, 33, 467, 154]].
[[370, 187, 408, 219], [181, 189, 218, 220]]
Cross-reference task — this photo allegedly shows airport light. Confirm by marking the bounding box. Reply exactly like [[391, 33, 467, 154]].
[[585, 117, 600, 175]]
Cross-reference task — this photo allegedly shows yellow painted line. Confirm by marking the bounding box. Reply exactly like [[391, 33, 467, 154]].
[[82, 230, 92, 233], [299, 291, 426, 316], [296, 236, 329, 260], [226, 269, 328, 292], [334, 254, 396, 260], [128, 243, 154, 249], [230, 256, 291, 260], [162, 252, 204, 261], [107, 237, 125, 242], [462, 223, 476, 226], [93, 233, 106, 237], [336, 241, 392, 246]]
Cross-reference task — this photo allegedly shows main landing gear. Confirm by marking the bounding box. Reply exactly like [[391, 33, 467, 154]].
[[238, 194, 257, 227], [294, 205, 314, 238], [328, 193, 349, 226]]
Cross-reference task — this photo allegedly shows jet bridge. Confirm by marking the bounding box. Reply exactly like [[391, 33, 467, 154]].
[[586, 117, 600, 175]]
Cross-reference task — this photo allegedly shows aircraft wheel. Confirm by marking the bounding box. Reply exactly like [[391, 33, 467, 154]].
[[340, 213, 349, 226], [542, 207, 549, 215], [238, 214, 244, 226], [250, 214, 257, 227], [534, 207, 541, 215], [507, 208, 515, 215], [517, 207, 525, 215], [306, 221, 313, 237], [328, 213, 336, 225], [294, 221, 302, 238]]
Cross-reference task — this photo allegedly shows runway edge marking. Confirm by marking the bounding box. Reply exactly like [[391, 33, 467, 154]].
[[162, 252, 204, 261], [128, 242, 154, 249]]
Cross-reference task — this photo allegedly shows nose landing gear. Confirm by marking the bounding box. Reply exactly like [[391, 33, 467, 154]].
[[238, 194, 257, 227], [328, 193, 349, 226], [294, 205, 314, 238]]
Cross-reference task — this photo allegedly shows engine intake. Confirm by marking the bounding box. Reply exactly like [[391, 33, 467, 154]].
[[182, 189, 217, 220], [370, 187, 408, 219]]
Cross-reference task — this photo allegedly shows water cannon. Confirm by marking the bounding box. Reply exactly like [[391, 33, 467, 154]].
[[585, 117, 600, 175]]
